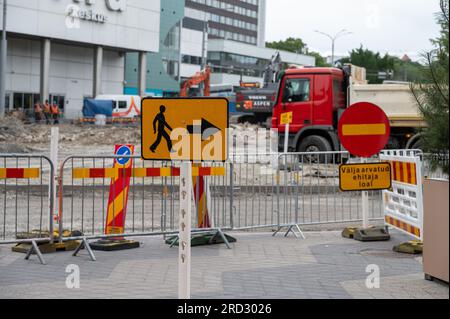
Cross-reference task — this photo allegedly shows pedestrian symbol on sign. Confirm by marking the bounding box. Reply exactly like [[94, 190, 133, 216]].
[[150, 105, 174, 153]]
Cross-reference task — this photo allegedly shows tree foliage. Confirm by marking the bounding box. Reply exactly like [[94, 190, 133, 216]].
[[411, 0, 449, 173], [266, 37, 308, 54], [340, 46, 396, 83]]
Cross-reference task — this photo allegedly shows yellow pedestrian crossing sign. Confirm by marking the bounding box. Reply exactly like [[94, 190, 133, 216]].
[[141, 98, 229, 162]]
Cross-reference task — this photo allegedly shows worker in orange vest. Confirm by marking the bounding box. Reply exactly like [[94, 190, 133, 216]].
[[34, 101, 43, 123], [43, 100, 51, 125], [51, 103, 60, 124]]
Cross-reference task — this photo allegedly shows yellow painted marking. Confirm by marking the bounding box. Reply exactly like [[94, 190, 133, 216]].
[[160, 167, 172, 177], [411, 164, 417, 185], [132, 168, 148, 178], [23, 168, 40, 179], [403, 162, 409, 184], [0, 169, 5, 179], [211, 167, 225, 176], [106, 188, 127, 224], [342, 124, 386, 136]]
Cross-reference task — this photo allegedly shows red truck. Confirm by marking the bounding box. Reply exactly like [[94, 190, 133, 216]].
[[272, 64, 425, 155]]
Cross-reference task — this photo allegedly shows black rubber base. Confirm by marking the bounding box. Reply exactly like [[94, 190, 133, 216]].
[[393, 241, 423, 254], [90, 239, 141, 251], [166, 233, 237, 247], [353, 226, 390, 242]]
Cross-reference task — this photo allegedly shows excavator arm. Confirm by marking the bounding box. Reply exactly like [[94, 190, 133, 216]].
[[180, 66, 211, 97]]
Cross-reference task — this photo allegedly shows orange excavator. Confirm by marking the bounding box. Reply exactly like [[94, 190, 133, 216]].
[[179, 66, 211, 97]]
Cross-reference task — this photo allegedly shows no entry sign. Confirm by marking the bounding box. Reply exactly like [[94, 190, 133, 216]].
[[338, 102, 391, 158]]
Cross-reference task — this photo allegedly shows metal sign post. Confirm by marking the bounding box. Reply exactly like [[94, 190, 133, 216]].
[[50, 127, 59, 238], [338, 102, 391, 241], [361, 157, 369, 229], [179, 162, 192, 299], [280, 112, 293, 155]]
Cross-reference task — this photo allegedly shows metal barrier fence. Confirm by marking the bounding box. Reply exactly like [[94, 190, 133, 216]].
[[0, 151, 396, 264], [58, 156, 232, 243], [58, 152, 387, 242], [276, 152, 384, 230], [0, 154, 55, 247], [230, 152, 385, 233]]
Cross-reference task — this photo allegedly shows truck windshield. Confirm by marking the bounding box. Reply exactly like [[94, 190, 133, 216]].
[[282, 78, 310, 103]]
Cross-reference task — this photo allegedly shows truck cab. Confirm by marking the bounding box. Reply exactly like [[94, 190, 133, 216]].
[[272, 67, 348, 153], [272, 65, 424, 154]]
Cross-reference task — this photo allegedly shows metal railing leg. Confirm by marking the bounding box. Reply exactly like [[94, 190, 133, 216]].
[[72, 237, 96, 261], [25, 240, 46, 265], [216, 228, 231, 249]]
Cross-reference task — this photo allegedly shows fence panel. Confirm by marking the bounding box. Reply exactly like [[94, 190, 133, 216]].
[[0, 154, 54, 245], [381, 150, 424, 240], [58, 156, 232, 240], [276, 152, 384, 228]]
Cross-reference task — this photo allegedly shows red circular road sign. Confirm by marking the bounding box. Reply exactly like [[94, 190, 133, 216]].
[[338, 102, 391, 157]]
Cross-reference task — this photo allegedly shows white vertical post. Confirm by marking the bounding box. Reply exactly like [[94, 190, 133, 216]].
[[284, 123, 289, 154], [179, 162, 192, 299], [50, 127, 59, 237], [283, 123, 289, 168], [361, 157, 369, 228]]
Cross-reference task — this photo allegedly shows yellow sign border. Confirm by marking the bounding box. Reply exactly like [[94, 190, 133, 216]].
[[140, 97, 229, 162], [339, 162, 392, 192]]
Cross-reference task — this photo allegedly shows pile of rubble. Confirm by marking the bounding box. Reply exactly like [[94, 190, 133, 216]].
[[0, 115, 142, 153]]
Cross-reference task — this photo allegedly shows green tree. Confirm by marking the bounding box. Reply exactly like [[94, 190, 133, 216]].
[[341, 46, 396, 83], [411, 0, 449, 173], [306, 51, 329, 67], [393, 59, 426, 83], [266, 37, 308, 54]]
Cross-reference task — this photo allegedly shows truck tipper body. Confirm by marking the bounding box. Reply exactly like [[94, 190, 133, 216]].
[[272, 64, 425, 153]]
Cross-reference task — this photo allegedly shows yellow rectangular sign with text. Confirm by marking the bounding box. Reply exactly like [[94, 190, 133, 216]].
[[280, 112, 293, 125], [339, 162, 392, 192], [141, 98, 229, 161]]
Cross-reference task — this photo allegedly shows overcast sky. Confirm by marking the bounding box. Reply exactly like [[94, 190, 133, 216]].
[[265, 0, 442, 61]]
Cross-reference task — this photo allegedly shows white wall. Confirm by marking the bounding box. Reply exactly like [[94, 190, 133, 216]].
[[6, 37, 124, 119], [257, 0, 266, 48], [211, 73, 262, 87], [180, 64, 201, 79], [208, 39, 316, 66], [1, 0, 160, 52], [181, 28, 203, 58]]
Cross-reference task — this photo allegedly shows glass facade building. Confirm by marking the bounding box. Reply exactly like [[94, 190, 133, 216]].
[[185, 0, 265, 47]]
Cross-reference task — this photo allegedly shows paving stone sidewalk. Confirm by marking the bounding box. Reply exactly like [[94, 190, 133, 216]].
[[0, 230, 448, 299]]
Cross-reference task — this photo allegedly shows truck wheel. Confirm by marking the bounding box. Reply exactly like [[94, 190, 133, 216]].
[[297, 136, 333, 163]]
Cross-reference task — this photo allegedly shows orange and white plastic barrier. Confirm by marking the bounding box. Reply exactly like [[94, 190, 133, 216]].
[[380, 150, 423, 240]]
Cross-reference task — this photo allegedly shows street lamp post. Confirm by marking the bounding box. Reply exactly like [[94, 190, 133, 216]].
[[314, 29, 352, 66], [0, 0, 7, 118], [199, 12, 208, 97]]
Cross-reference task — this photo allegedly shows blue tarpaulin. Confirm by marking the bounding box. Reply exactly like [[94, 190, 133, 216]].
[[82, 99, 113, 117]]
